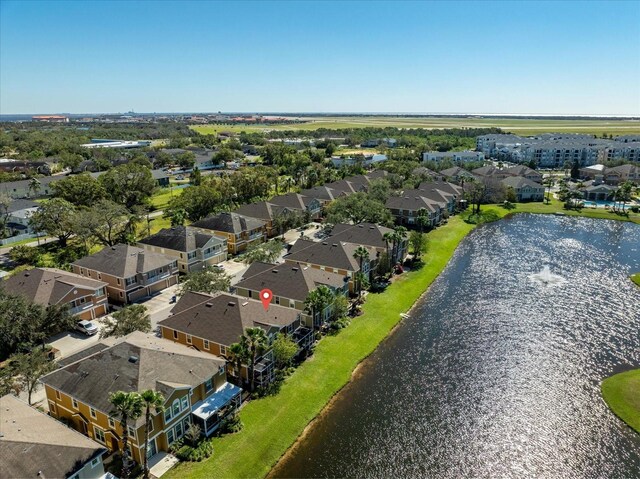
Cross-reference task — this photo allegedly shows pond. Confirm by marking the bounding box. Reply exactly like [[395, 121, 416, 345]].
[[273, 214, 640, 478]]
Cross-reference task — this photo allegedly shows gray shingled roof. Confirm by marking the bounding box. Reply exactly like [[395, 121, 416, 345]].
[[0, 394, 107, 479], [2, 267, 107, 307], [386, 191, 439, 213], [41, 332, 224, 425], [235, 262, 347, 302], [7, 198, 39, 213], [327, 223, 394, 250], [72, 244, 176, 278], [160, 292, 300, 346], [501, 176, 543, 189], [285, 239, 374, 272], [191, 212, 265, 234], [138, 226, 223, 252]]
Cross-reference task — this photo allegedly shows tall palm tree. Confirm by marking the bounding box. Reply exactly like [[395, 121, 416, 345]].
[[382, 231, 393, 272], [109, 391, 144, 479], [241, 327, 269, 392], [140, 390, 165, 479], [352, 246, 370, 300], [416, 208, 429, 233], [304, 285, 334, 328], [543, 178, 555, 204], [227, 342, 249, 385], [392, 226, 407, 265]]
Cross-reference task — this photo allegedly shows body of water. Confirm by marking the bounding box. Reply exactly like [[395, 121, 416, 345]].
[[274, 214, 640, 479]]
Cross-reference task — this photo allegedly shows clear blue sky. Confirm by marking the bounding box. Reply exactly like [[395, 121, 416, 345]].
[[1, 0, 639, 115]]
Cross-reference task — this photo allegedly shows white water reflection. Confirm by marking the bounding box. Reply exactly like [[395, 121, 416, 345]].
[[529, 265, 567, 287]]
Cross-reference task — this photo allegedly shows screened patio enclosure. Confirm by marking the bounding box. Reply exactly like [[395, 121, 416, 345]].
[[191, 382, 242, 436]]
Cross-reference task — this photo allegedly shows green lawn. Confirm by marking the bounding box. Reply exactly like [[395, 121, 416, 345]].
[[602, 369, 640, 434], [191, 116, 640, 136], [630, 273, 640, 287], [165, 217, 475, 479], [150, 187, 185, 210]]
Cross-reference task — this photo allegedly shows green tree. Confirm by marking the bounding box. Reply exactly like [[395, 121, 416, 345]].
[[8, 245, 42, 266], [0, 193, 12, 237], [177, 266, 231, 296], [415, 208, 430, 233], [409, 230, 427, 260], [163, 207, 187, 227], [240, 327, 269, 392], [243, 239, 283, 264], [543, 178, 555, 204], [191, 166, 202, 186], [9, 350, 56, 405], [227, 342, 249, 384], [28, 177, 41, 197], [109, 391, 144, 479], [505, 186, 517, 203], [325, 192, 392, 225], [391, 226, 407, 265], [28, 198, 77, 247], [51, 173, 107, 207], [176, 151, 196, 170], [330, 293, 349, 322], [304, 285, 334, 328], [271, 333, 298, 370], [85, 199, 133, 247], [99, 163, 156, 209], [352, 246, 370, 300], [167, 185, 225, 222], [140, 390, 165, 479], [0, 290, 47, 360], [101, 304, 151, 338]]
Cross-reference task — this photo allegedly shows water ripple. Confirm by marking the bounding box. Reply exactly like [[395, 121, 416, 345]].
[[275, 215, 640, 479]]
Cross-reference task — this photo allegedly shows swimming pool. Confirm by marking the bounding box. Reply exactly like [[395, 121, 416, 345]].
[[581, 200, 637, 209]]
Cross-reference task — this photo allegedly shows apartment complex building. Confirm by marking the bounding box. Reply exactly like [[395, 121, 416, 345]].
[[476, 133, 640, 167]]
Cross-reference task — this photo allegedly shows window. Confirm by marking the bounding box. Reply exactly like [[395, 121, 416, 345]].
[[128, 426, 136, 438], [203, 340, 209, 350], [108, 417, 115, 429], [90, 407, 97, 419], [172, 399, 180, 417], [186, 334, 192, 345], [72, 398, 78, 409], [94, 426, 105, 444], [180, 396, 188, 411], [164, 408, 172, 424], [49, 402, 56, 414], [175, 422, 183, 439], [173, 330, 178, 340], [147, 418, 154, 434], [204, 378, 213, 392], [91, 457, 100, 468], [125, 276, 136, 287], [187, 251, 197, 261], [55, 390, 61, 400], [97, 273, 102, 280], [117, 278, 121, 285], [219, 345, 227, 356], [167, 429, 175, 445]]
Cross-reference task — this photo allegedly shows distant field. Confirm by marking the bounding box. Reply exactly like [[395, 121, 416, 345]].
[[191, 116, 640, 136]]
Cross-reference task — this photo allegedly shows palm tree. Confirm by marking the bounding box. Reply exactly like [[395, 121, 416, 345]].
[[382, 231, 393, 271], [352, 246, 370, 300], [109, 391, 144, 479], [543, 178, 555, 204], [140, 390, 165, 479], [304, 285, 334, 328], [391, 226, 407, 265], [227, 342, 248, 385], [241, 327, 269, 392], [416, 208, 429, 233]]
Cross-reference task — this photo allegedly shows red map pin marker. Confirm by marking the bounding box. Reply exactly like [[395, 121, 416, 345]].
[[260, 288, 273, 311]]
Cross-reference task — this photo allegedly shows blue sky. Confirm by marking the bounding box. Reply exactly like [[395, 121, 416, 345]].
[[1, 0, 639, 115]]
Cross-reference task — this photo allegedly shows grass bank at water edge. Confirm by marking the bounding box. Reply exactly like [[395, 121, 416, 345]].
[[166, 217, 475, 479], [630, 273, 640, 287], [601, 369, 640, 434]]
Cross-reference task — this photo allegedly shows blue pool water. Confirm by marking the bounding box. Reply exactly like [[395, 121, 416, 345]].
[[582, 200, 636, 209]]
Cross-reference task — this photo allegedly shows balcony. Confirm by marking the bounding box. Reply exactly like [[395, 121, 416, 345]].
[[191, 382, 242, 437]]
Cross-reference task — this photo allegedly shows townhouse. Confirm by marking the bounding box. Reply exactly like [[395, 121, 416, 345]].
[[579, 164, 639, 185], [422, 150, 484, 163], [502, 165, 543, 183], [41, 332, 240, 463], [0, 175, 60, 199], [439, 166, 477, 183], [159, 292, 311, 386], [268, 193, 322, 221], [328, 222, 408, 262], [2, 198, 40, 243], [72, 244, 178, 304], [138, 226, 227, 273], [283, 239, 377, 293], [3, 267, 109, 320], [191, 212, 266, 255], [386, 181, 462, 228], [501, 176, 545, 202], [234, 261, 348, 328], [0, 394, 108, 479]]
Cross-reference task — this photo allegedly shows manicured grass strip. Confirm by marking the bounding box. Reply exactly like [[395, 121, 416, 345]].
[[165, 217, 475, 479], [150, 187, 184, 210], [630, 273, 640, 287], [602, 369, 640, 434]]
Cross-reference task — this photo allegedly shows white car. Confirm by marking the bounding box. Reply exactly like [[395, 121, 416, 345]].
[[75, 320, 98, 336]]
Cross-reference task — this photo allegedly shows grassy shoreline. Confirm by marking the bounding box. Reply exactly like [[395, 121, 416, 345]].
[[166, 204, 638, 479], [601, 369, 640, 434], [630, 273, 640, 287]]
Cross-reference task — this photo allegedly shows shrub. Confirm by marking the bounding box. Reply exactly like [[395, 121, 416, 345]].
[[188, 439, 214, 461], [175, 444, 194, 461], [219, 412, 244, 434]]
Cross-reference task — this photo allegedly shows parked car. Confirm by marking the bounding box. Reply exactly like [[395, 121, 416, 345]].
[[75, 320, 98, 336]]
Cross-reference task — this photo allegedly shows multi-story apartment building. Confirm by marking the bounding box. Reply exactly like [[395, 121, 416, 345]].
[[234, 261, 348, 328], [138, 226, 227, 273], [191, 212, 266, 255], [3, 267, 109, 320], [422, 150, 485, 163], [41, 332, 241, 462], [72, 244, 178, 304], [159, 292, 312, 386]]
